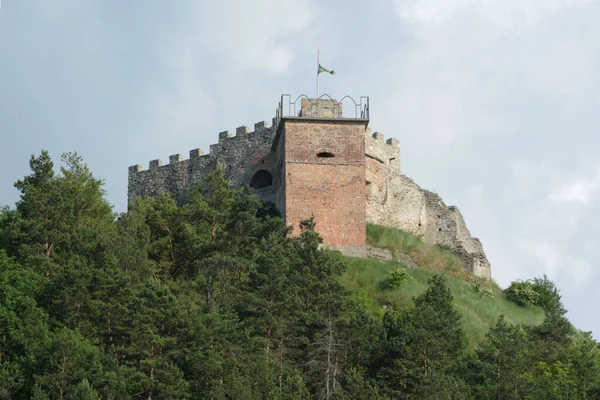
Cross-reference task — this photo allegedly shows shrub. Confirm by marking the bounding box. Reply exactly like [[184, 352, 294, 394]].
[[471, 283, 494, 299], [470, 277, 495, 299], [387, 267, 412, 289], [504, 280, 539, 307], [531, 275, 564, 314]]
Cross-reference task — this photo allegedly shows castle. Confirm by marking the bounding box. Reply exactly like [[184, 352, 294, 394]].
[[128, 95, 491, 279]]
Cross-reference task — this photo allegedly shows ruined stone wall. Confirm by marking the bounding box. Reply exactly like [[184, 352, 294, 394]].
[[363, 129, 491, 278], [128, 121, 278, 207]]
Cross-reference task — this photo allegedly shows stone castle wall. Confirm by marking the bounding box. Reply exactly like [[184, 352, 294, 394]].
[[128, 121, 280, 207], [128, 100, 491, 278], [363, 129, 490, 278]]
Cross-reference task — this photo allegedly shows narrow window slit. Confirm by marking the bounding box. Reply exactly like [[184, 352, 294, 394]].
[[317, 152, 335, 158]]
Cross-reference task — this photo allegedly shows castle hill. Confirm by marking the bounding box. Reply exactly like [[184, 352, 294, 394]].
[[2, 2, 598, 395], [2, 95, 595, 398]]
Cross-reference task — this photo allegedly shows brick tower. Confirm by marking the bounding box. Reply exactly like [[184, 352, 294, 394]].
[[273, 98, 369, 248]]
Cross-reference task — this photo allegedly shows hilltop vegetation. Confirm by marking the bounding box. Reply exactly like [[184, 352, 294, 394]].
[[0, 151, 599, 399], [340, 225, 545, 348]]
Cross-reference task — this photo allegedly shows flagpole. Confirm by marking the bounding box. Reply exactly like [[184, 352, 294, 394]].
[[316, 49, 320, 99]]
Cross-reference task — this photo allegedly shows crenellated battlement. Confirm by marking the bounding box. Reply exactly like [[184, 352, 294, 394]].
[[364, 128, 401, 172], [129, 121, 273, 173], [128, 118, 278, 207]]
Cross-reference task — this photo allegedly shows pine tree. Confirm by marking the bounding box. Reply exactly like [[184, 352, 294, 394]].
[[34, 328, 104, 399], [377, 275, 467, 398], [12, 152, 112, 268], [120, 279, 189, 399], [476, 316, 529, 399], [571, 331, 600, 399], [73, 379, 100, 400], [13, 151, 64, 263], [0, 251, 51, 398]]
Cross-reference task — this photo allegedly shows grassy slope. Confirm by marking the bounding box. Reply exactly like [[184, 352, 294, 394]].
[[339, 224, 545, 349]]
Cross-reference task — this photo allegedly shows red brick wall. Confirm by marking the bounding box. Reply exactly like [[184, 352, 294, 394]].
[[282, 120, 366, 248], [284, 122, 364, 164]]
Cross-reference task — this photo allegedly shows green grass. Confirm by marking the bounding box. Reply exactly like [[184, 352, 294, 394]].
[[366, 223, 469, 279], [338, 224, 545, 349]]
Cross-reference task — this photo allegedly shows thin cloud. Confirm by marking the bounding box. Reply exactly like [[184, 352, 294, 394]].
[[549, 169, 600, 204], [394, 0, 593, 29], [550, 181, 594, 204], [191, 1, 312, 74]]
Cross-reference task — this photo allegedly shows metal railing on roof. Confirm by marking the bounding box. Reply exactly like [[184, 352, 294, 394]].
[[272, 94, 369, 132]]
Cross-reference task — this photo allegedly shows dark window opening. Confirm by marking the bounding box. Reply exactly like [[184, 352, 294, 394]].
[[317, 152, 335, 158], [250, 170, 273, 189]]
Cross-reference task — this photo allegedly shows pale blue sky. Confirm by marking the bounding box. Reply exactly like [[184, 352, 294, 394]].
[[1, 0, 599, 336]]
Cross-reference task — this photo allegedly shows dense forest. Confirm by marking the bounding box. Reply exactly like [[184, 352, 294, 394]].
[[0, 151, 599, 399]]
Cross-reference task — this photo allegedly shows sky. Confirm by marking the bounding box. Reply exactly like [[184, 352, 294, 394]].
[[1, 0, 599, 336]]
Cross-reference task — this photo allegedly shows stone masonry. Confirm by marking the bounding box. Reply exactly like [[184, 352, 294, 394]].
[[128, 97, 491, 278]]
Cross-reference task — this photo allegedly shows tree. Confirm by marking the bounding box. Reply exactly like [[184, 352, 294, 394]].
[[409, 275, 466, 378], [57, 152, 113, 228], [531, 275, 566, 316], [0, 206, 23, 257], [34, 328, 104, 399], [73, 379, 100, 400], [529, 298, 573, 366], [376, 275, 467, 398], [476, 316, 529, 399], [0, 251, 51, 399], [571, 331, 600, 399], [13, 151, 63, 262], [11, 151, 112, 276], [119, 279, 189, 400]]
